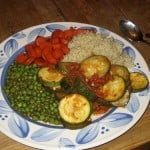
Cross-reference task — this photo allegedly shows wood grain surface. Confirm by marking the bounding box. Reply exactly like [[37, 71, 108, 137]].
[[0, 0, 150, 150]]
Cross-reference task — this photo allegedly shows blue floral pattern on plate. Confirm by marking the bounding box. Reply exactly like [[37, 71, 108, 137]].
[[0, 22, 149, 150]]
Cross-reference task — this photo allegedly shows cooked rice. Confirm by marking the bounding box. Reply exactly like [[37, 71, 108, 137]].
[[62, 31, 134, 68]]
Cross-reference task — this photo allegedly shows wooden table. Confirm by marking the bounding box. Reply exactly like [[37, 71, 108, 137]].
[[0, 0, 150, 149]]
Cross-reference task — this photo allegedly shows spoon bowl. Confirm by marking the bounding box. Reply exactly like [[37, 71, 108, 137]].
[[119, 19, 150, 45]]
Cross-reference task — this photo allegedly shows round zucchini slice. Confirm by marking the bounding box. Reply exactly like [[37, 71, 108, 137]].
[[38, 67, 64, 90], [110, 64, 130, 82], [111, 88, 131, 107], [80, 55, 110, 79], [130, 72, 149, 92], [59, 94, 92, 129], [99, 75, 126, 101]]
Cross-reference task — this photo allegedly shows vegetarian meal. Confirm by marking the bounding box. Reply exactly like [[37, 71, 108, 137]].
[[3, 28, 149, 129]]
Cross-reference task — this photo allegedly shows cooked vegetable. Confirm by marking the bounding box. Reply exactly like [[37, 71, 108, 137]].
[[38, 67, 64, 90], [130, 72, 149, 92], [57, 62, 80, 76], [75, 78, 97, 100], [80, 55, 110, 79], [16, 28, 88, 67], [110, 64, 130, 85], [3, 63, 61, 125], [98, 75, 126, 101], [59, 94, 92, 129], [111, 87, 131, 107]]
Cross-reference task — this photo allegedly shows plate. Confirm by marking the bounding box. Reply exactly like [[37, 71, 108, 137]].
[[0, 22, 150, 150]]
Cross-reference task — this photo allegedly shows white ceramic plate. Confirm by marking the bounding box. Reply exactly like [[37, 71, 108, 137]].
[[0, 22, 150, 150]]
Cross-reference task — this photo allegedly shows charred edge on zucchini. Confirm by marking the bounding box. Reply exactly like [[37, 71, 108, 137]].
[[38, 67, 64, 91], [59, 94, 92, 129], [130, 72, 149, 92]]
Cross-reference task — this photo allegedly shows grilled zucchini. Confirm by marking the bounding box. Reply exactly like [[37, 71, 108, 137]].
[[99, 75, 126, 101], [38, 67, 64, 90], [111, 87, 131, 107], [130, 72, 149, 92], [59, 94, 92, 129], [110, 64, 130, 85], [80, 55, 110, 79]]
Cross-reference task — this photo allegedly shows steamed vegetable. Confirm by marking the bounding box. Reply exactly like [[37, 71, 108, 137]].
[[38, 67, 64, 90], [110, 64, 130, 86], [3, 63, 61, 125], [80, 55, 110, 79], [130, 72, 148, 92], [59, 94, 92, 129], [16, 28, 88, 67], [111, 87, 131, 107], [98, 75, 126, 101]]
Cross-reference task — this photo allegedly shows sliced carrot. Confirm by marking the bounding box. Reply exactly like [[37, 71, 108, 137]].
[[24, 56, 35, 65], [52, 29, 64, 38], [16, 28, 87, 67], [16, 53, 28, 63], [60, 37, 69, 45], [34, 58, 48, 67], [26, 44, 36, 58], [42, 46, 52, 61], [64, 28, 74, 38], [38, 41, 52, 50], [46, 54, 57, 65], [61, 44, 70, 54], [52, 43, 62, 50], [52, 48, 64, 60], [34, 46, 42, 58], [35, 36, 48, 46], [50, 37, 60, 44]]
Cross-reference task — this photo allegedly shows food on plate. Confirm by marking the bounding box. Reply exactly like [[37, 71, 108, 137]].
[[110, 64, 130, 83], [64, 31, 134, 68], [59, 94, 91, 129], [38, 67, 64, 90], [98, 75, 126, 101], [16, 28, 88, 67], [80, 55, 110, 79], [3, 27, 149, 129], [130, 72, 149, 92]]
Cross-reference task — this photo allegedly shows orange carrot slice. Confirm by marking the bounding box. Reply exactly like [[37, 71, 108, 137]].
[[35, 36, 48, 46], [16, 53, 28, 63], [52, 48, 64, 60]]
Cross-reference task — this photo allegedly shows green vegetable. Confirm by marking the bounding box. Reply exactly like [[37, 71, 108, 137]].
[[3, 62, 61, 125], [110, 64, 130, 86], [59, 94, 92, 129], [75, 78, 97, 100], [130, 72, 149, 92], [38, 67, 64, 91], [80, 55, 111, 79], [98, 75, 126, 101]]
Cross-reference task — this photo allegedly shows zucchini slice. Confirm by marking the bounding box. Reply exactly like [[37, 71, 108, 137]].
[[38, 67, 64, 90], [98, 75, 126, 101], [59, 94, 92, 129], [111, 87, 131, 107], [130, 72, 149, 92], [80, 55, 110, 79], [110, 64, 130, 84]]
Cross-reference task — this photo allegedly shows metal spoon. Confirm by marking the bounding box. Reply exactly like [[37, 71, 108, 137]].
[[119, 19, 150, 45]]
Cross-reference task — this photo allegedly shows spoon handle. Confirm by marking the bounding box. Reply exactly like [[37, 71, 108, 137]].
[[142, 40, 150, 46]]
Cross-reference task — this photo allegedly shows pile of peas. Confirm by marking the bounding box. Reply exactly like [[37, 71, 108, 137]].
[[3, 62, 61, 125]]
